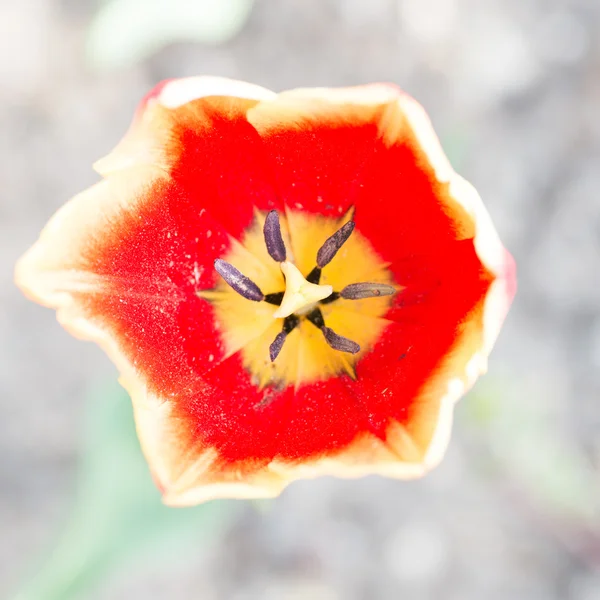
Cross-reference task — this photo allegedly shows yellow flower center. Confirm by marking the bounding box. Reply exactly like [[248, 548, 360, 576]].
[[201, 209, 396, 389]]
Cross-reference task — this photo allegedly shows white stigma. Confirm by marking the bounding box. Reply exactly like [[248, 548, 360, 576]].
[[273, 261, 333, 319]]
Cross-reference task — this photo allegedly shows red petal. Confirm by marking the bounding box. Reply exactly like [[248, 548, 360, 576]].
[[250, 86, 473, 263]]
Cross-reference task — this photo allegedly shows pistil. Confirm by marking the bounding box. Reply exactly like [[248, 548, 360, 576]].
[[272, 261, 332, 319]]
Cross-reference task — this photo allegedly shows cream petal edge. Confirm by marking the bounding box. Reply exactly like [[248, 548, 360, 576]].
[[94, 76, 277, 176], [138, 385, 440, 507], [392, 93, 515, 471], [14, 167, 170, 302], [158, 330, 495, 506], [270, 83, 402, 106], [156, 76, 277, 108], [397, 93, 515, 354]]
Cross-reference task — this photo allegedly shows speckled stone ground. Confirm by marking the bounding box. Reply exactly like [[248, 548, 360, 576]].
[[2, 0, 600, 598]]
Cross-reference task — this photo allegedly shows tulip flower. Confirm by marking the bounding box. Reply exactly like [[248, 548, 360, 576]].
[[16, 77, 516, 506]]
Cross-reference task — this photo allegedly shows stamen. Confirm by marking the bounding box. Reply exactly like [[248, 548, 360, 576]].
[[305, 266, 321, 285], [322, 326, 360, 354], [306, 307, 325, 329], [269, 332, 287, 362], [269, 314, 299, 361], [341, 282, 396, 300], [306, 309, 360, 354], [316, 220, 355, 268], [214, 259, 264, 302], [263, 210, 287, 262], [264, 291, 284, 306], [320, 292, 340, 305]]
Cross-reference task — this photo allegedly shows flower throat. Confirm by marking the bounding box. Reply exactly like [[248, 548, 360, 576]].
[[201, 208, 397, 389]]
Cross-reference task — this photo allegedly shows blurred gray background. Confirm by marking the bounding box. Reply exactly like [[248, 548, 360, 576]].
[[2, 0, 600, 599]]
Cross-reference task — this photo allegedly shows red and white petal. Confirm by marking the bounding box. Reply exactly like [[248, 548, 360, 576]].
[[15, 165, 285, 504], [95, 77, 276, 176], [103, 86, 285, 238], [246, 83, 515, 478], [16, 166, 169, 306], [155, 76, 276, 109], [397, 91, 516, 352]]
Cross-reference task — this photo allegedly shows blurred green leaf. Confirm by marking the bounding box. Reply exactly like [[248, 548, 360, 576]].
[[462, 386, 500, 426], [11, 383, 237, 600], [86, 0, 255, 71], [465, 382, 600, 524], [441, 127, 470, 170]]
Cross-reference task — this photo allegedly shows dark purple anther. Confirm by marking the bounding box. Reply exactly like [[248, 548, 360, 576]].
[[340, 282, 396, 300], [322, 326, 360, 354], [316, 221, 355, 268], [269, 331, 287, 362], [263, 210, 287, 262], [214, 259, 264, 302], [269, 314, 299, 362]]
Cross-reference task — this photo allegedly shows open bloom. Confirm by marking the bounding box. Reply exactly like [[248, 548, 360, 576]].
[[16, 77, 516, 506]]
